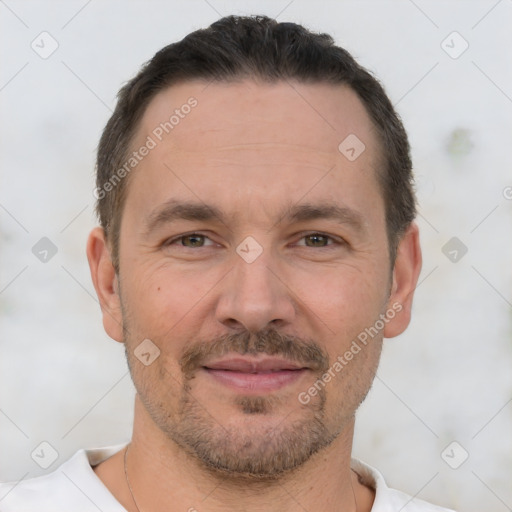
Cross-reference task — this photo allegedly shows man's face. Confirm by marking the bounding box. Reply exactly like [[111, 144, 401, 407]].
[[110, 80, 399, 477]]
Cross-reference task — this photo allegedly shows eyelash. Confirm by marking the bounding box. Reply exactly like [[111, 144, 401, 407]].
[[164, 232, 344, 249]]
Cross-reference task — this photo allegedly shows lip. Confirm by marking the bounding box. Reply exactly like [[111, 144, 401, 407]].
[[203, 357, 306, 373], [202, 357, 308, 393]]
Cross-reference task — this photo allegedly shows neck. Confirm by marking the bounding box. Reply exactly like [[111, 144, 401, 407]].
[[95, 397, 374, 512]]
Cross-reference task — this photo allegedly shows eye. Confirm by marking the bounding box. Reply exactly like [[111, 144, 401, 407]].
[[166, 233, 215, 248], [296, 233, 340, 248], [163, 232, 343, 251]]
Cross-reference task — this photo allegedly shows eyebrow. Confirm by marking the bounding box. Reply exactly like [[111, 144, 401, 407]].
[[143, 199, 367, 236], [281, 203, 367, 234], [143, 200, 225, 235]]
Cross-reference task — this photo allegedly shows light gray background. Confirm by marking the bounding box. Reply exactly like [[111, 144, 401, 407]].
[[1, 1, 511, 511]]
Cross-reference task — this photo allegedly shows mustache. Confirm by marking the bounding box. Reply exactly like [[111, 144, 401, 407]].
[[180, 327, 330, 378]]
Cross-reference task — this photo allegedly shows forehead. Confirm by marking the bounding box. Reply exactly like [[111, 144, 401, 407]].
[[125, 79, 383, 225], [136, 79, 378, 160]]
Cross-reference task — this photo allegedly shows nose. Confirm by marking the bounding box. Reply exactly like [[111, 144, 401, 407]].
[[214, 248, 296, 333]]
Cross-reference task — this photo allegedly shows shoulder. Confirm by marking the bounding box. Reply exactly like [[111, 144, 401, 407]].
[[351, 458, 457, 512], [0, 444, 127, 512], [0, 469, 77, 511]]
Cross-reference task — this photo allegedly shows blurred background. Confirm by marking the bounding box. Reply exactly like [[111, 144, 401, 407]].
[[1, 1, 511, 510]]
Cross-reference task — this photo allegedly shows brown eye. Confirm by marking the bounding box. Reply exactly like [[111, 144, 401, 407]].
[[163, 233, 217, 250], [303, 234, 331, 247], [180, 234, 206, 247]]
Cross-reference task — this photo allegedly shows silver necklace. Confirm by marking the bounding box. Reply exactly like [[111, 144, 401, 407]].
[[124, 444, 142, 512], [124, 444, 358, 512]]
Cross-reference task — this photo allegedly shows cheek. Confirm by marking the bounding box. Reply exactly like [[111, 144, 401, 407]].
[[289, 262, 389, 340], [120, 260, 225, 366], [122, 262, 197, 328]]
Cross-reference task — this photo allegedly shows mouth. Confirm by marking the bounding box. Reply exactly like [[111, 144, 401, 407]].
[[202, 357, 309, 393]]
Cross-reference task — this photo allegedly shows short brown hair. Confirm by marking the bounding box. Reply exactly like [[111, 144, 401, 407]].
[[95, 15, 416, 271]]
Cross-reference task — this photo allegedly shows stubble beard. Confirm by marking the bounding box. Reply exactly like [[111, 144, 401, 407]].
[[165, 379, 341, 480], [124, 322, 374, 481]]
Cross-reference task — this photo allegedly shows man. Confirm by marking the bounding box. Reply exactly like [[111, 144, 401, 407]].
[[0, 15, 455, 511]]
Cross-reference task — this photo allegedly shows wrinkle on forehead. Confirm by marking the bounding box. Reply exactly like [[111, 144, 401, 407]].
[[133, 80, 378, 160], [123, 80, 385, 235], [157, 145, 338, 171]]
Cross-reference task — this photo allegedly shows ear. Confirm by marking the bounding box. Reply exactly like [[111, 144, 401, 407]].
[[383, 222, 422, 339], [86, 227, 124, 342]]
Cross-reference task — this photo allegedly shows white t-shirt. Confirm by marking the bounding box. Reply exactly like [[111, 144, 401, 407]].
[[0, 444, 455, 511]]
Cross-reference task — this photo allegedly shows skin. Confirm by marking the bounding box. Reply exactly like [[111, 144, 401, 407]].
[[87, 80, 422, 512]]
